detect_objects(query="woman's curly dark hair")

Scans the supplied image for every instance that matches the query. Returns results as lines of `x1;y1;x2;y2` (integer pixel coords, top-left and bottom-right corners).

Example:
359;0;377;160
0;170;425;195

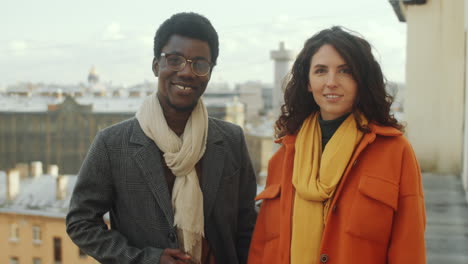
275;26;404;138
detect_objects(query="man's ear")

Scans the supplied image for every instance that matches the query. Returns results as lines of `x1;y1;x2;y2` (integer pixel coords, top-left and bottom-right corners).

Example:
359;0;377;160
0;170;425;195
152;57;159;77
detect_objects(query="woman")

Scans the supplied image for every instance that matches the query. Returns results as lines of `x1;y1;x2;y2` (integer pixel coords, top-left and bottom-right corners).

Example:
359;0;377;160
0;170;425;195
248;27;426;264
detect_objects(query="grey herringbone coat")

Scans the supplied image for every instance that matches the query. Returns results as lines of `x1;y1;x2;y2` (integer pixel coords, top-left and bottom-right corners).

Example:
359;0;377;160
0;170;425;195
66;117;257;264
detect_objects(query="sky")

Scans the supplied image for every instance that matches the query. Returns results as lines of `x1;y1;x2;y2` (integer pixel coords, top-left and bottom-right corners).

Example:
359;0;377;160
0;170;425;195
0;0;406;88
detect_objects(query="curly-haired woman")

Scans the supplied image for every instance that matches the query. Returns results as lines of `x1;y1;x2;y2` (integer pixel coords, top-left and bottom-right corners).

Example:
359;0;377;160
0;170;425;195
248;27;426;264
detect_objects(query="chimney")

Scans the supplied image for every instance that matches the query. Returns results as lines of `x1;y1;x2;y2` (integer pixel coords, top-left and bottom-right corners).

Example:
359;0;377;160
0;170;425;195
56;175;68;200
15;163;29;179
7;169;20;201
47;164;59;178
30;161;43;178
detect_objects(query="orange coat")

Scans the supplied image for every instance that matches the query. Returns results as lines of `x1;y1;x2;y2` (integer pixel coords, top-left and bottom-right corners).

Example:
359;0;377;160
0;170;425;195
248;124;426;264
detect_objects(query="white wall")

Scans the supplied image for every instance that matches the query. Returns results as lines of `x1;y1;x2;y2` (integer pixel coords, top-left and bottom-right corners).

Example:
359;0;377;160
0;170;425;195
405;0;465;174
463;0;468;199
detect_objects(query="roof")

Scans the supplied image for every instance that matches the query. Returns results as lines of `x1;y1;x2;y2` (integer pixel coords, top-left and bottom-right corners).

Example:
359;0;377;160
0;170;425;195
0;172;77;218
388;0;406;22
0;94;240;114
0;170;265;219
388;0;427;22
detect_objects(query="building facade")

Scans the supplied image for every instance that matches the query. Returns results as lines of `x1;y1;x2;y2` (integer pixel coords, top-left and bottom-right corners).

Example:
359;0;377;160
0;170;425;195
270;42;295;116
244;132;274;185
0;170;99;264
389;0;468;198
0;96;132;174
390;0;465;174
0;94;245;175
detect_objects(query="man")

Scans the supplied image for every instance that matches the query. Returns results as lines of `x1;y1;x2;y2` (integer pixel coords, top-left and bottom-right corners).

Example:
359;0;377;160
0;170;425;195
66;12;257;264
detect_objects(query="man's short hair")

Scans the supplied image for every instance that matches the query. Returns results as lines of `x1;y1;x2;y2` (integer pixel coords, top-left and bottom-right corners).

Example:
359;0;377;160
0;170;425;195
153;12;219;65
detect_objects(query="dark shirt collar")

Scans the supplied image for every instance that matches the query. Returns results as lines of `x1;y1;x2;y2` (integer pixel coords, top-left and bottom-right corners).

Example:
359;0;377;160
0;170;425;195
319;112;351;151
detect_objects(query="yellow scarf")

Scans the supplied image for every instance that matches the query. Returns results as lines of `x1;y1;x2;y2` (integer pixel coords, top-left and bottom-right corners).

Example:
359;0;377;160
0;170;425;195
290;113;364;264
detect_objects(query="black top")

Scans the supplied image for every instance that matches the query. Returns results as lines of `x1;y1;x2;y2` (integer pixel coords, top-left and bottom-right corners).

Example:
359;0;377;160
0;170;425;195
319;113;351;151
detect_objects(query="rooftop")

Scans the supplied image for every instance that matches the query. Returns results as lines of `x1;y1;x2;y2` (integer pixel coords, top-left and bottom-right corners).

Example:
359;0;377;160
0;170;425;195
0;171;76;218
0;92;241;114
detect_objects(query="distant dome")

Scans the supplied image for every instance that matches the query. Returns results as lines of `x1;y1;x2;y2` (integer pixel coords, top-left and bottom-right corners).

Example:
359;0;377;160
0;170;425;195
88;66;99;84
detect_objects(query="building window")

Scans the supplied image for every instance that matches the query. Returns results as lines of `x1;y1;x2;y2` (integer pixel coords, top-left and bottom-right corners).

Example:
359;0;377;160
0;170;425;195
32;226;42;244
79;248;87;258
9;223;19;242
33;258;41;264
53;237;62;264
9;257;19;264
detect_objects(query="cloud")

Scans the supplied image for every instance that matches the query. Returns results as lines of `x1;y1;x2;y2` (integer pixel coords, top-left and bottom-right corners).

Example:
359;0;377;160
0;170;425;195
273;14;290;30
103;22;125;40
9;40;28;55
220;38;240;53
140;36;153;47
362;22;406;82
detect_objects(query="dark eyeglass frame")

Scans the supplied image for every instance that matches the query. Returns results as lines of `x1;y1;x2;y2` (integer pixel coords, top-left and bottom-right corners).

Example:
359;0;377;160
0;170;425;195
160;53;213;77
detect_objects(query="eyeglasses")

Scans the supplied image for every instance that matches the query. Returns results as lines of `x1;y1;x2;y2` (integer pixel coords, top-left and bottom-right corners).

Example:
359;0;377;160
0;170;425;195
160;53;213;77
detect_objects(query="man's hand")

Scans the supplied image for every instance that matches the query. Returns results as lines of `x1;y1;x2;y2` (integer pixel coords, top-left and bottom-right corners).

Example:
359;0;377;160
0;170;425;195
159;248;192;264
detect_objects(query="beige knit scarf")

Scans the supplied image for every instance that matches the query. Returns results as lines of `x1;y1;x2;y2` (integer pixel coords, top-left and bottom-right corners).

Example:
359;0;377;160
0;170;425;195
136;92;208;264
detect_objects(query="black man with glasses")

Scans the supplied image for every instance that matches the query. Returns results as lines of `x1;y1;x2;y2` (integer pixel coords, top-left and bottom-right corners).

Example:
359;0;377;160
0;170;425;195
66;12;257;264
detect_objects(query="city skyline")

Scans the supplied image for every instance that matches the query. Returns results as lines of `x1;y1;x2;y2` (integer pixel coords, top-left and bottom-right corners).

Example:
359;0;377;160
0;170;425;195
1;0;406;87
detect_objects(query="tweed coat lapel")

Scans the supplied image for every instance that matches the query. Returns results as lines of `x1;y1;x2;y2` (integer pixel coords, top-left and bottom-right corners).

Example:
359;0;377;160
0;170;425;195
130;119;174;226
201;119;226;220
128;118;227;227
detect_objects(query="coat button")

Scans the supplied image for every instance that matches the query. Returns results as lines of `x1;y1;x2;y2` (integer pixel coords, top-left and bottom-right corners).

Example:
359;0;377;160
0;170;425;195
320;253;329;263
168;232;176;243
